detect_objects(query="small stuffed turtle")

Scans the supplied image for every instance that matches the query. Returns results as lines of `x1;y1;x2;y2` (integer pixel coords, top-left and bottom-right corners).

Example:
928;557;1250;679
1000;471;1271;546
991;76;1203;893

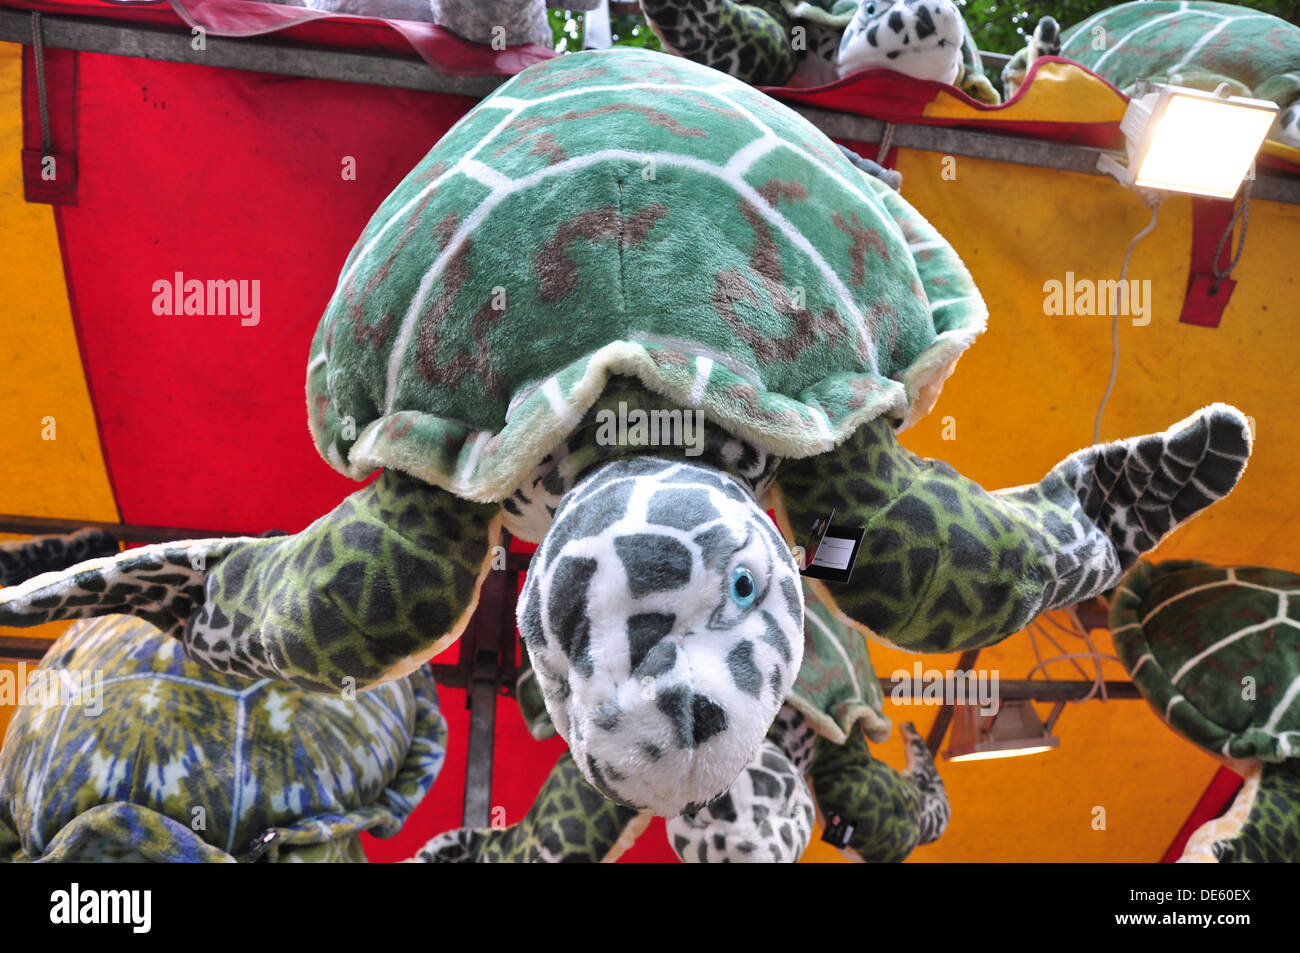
0;48;1252;818
422;581;947;863
639;0;999;100
1003;1;1300;147
0;615;447;862
1110;560;1300;863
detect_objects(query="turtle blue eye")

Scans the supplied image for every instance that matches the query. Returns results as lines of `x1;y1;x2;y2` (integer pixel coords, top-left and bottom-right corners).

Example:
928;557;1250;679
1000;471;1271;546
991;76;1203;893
730;567;757;608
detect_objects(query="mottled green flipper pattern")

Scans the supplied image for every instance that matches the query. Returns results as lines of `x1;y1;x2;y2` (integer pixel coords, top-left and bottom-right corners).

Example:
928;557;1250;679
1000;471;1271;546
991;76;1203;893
0;471;497;694
811;721;948;862
188;468;498;691
639;0;803;86
1111;560;1300;862
777;404;1252;652
0;615;447;863
0;529;119;588
414;753;646;862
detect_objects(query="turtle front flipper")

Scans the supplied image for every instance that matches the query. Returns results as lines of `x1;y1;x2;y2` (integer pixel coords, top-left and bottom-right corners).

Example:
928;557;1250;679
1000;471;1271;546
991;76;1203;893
0;468;499;692
1182;762;1300;863
775;404;1252;653
665;706;817;863
638;0;799;86
0;528;120;587
414;752;648;863
809;720;948;863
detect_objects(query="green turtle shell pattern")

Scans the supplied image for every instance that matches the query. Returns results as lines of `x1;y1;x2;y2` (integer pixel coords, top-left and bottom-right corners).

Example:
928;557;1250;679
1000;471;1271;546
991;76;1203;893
1058;3;1300;118
0;616;447;862
309;48;986;503
515;578;889;746
1110;561;1300;763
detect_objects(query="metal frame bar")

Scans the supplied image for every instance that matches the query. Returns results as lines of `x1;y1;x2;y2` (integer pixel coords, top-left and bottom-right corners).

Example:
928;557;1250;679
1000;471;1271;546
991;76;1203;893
5;8;1297;203
0;7;507;96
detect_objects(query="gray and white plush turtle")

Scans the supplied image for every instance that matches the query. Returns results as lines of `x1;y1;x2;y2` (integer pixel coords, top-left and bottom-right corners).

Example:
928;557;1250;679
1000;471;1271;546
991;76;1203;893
422;581;948;863
0;48;1253;819
0;614;447;862
639;0;1000;100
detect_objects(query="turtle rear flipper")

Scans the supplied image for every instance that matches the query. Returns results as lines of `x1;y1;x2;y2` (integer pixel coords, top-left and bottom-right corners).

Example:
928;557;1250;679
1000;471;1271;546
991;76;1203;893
776;404;1252;653
808;724;943;863
414;753;646;863
0;469;499;693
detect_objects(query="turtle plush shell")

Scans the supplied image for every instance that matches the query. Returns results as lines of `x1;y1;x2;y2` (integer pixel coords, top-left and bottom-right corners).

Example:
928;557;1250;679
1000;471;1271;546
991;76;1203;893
1058;2;1300;133
1110;560;1300;764
516;579;889;745
0;615;447;862
309;47;986;502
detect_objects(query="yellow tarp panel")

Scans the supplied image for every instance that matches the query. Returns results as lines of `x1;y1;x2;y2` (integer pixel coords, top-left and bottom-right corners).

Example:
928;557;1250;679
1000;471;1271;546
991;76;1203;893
0;41;120;741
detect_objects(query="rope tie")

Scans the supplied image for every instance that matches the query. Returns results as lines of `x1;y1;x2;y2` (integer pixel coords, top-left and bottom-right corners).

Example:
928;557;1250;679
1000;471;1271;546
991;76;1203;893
877;121;897;166
1209;177;1253;295
31;12;53;156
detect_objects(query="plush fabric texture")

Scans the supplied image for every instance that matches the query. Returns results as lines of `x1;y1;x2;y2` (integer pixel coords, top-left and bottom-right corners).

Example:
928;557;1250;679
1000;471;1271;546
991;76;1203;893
789;578;891;744
665;724;816;862
517;455;804;816
809;720;948;862
515;575;889;752
775;404;1253;653
999;15;1060;100
837;0;999;103
0;529;120;588
0;470;500;694
415;752;648;862
0;615;447;863
1111;560;1300;862
1111;561;1300;764
1054;1;1300;147
309;47;988;503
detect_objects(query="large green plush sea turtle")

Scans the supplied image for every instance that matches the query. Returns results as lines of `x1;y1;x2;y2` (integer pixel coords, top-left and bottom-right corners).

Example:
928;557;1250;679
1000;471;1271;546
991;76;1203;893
638;0;1000;100
1110;561;1300;863
0;48;1253;818
0;614;446;862
421;581;948;862
1002;1;1300;147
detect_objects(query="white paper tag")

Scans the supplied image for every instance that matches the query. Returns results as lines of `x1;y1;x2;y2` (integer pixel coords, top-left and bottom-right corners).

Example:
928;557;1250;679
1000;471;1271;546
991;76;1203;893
809;536;856;571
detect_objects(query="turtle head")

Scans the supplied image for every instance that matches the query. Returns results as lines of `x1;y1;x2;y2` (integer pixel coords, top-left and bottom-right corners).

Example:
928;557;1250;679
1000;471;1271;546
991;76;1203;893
518;456;804;817
837;0;966;85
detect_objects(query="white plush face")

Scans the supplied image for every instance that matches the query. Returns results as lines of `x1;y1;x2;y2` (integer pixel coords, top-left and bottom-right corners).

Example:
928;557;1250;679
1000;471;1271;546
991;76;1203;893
837;0;965;85
1277;102;1300;149
517;457;804;817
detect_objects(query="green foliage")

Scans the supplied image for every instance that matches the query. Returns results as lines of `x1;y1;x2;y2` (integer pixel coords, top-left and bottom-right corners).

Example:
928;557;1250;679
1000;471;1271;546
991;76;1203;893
549;10;663;52
957;0;1300;54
